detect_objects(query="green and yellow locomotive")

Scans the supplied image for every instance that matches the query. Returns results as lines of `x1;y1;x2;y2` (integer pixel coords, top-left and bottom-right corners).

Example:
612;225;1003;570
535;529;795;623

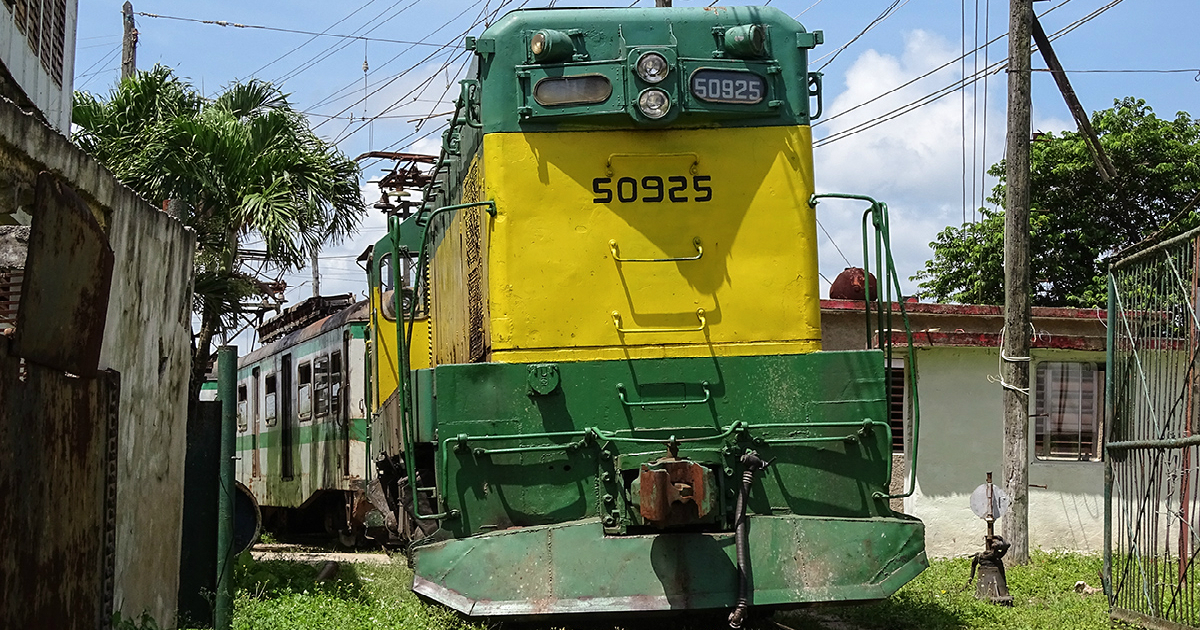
365;5;926;622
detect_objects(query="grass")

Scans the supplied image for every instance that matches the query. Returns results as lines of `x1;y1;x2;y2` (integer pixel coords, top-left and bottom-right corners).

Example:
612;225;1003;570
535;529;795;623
231;553;485;630
777;551;1114;630
224;551;1116;630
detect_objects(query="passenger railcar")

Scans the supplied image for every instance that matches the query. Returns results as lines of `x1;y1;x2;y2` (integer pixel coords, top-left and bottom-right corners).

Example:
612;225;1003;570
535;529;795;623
232;297;372;541
363;5;926;626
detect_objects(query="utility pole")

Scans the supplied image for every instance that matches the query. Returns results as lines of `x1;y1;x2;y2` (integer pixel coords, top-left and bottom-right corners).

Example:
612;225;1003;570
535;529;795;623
656;0;672;6
311;252;321;298
121;1;137;80
1002;0;1033;566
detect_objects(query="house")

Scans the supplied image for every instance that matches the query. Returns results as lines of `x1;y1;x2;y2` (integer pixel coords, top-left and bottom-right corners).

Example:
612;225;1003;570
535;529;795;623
822;299;1107;557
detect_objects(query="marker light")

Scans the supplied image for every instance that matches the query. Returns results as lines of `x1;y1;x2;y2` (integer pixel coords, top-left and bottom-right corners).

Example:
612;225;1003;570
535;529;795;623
723;24;766;58
635;52;670;84
637;88;671;119
530;29;575;63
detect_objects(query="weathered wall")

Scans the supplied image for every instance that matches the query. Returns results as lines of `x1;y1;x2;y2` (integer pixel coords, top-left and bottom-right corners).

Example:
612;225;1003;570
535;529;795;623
0;96;195;625
0;341;119;630
0;0;78;133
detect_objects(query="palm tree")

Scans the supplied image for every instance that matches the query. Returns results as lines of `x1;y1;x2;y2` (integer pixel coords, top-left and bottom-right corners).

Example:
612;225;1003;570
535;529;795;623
74;65;366;390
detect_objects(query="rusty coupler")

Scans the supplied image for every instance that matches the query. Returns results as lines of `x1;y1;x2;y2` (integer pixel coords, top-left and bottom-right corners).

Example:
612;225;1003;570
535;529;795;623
966;472;1014;606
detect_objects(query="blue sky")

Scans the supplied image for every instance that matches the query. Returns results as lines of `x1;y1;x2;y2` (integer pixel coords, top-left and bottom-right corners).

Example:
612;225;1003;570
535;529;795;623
72;0;1200;346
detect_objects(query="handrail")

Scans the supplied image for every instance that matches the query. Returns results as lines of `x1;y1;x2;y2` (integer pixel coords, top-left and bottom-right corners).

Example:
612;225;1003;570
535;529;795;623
610;237;703;263
810;193;921;501
401;200;498;521
617;381;711;407
612;308;707;333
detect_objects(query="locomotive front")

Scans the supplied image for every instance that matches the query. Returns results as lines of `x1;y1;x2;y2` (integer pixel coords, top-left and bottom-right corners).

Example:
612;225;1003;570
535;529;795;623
371;6;927;621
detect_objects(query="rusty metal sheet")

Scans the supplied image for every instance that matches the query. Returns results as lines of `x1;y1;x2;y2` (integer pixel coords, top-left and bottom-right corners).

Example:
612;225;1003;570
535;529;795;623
0;339;119;628
13;172;114;376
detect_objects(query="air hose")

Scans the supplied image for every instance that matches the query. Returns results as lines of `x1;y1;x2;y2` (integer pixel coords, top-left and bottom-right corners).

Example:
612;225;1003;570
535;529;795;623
728;451;768;629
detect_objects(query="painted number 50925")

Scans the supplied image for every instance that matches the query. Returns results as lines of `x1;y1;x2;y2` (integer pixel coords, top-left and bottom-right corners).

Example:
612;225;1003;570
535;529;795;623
592;175;712;204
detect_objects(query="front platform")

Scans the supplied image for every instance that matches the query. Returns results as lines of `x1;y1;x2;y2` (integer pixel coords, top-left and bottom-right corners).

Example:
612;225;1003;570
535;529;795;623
412;513;927;616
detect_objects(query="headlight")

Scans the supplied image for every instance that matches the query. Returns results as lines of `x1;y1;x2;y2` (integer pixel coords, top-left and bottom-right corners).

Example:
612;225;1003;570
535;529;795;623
530;29;574;63
723;24;766;58
637;88;671;119
635;52;670;84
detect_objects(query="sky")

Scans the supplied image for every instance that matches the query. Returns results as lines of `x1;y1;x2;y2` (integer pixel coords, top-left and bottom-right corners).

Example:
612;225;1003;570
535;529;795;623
71;0;1200;351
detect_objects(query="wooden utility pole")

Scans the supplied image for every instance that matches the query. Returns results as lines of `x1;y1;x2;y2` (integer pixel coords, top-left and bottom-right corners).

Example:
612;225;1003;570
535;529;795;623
1002;0;1033;566
1030;14;1116;181
311;252;321;298
121;1;137;80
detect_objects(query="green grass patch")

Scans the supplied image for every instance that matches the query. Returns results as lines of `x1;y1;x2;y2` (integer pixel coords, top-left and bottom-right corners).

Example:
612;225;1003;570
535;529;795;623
776;551;1114;630
226;551;1118;630
231;554;485;630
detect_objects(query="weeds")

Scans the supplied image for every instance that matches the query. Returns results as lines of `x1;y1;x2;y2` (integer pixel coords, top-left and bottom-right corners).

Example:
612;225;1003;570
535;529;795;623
227;551;1114;630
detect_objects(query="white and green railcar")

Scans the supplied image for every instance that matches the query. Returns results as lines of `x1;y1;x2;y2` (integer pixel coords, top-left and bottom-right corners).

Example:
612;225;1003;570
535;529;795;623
233;300;372;538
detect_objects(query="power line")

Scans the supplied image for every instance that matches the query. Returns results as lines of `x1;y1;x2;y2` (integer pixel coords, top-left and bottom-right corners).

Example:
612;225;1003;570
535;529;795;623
249;0;389;78
273;0;426;85
813;0;1123;148
813;0;912;72
134;11;446;47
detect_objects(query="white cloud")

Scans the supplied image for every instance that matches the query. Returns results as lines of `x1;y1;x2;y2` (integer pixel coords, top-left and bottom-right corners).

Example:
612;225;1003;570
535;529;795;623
813;30;1006;297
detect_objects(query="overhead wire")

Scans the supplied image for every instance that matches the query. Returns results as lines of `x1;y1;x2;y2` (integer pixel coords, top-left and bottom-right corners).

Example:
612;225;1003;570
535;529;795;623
812;0;1127;148
813;0;912;72
273;0;426;85
249;0;389;78
134;11;444;48
812;0;1072;132
304;0;482;121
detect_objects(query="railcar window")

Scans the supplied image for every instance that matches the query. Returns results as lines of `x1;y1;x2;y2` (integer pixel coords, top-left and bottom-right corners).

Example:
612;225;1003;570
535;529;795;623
379;253;394;292
264;374;277;426
251;368;260;429
298;362;313;422
314;355;330;418
330;350;343;422
236;384;248;432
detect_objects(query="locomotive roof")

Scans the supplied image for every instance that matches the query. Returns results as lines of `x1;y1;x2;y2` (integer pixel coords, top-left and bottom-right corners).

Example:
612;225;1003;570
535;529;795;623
240;298;369;367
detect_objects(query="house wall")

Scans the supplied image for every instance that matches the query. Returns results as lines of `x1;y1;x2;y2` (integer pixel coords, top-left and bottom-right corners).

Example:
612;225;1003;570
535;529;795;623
0;0;78;133
821;302;1107;557
0;95;195;626
908;345;1104;557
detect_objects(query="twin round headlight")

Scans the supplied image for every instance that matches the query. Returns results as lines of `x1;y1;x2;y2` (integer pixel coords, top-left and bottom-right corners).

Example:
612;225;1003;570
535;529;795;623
635;52;670;120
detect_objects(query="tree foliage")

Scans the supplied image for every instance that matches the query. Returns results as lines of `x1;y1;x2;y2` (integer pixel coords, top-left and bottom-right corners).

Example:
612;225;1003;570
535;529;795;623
73;65;365;383
913;97;1200;307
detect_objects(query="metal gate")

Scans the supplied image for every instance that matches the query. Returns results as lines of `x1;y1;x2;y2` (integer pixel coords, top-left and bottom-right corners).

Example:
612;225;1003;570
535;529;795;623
1107;226;1200;629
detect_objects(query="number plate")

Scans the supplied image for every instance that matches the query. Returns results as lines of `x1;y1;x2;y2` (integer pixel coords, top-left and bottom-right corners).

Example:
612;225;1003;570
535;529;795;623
689;69;765;105
592;174;712;204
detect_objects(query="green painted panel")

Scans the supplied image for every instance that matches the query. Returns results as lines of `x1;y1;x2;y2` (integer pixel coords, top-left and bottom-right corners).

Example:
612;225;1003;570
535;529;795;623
413;513;927;614
431;352;892;537
473;7;820;132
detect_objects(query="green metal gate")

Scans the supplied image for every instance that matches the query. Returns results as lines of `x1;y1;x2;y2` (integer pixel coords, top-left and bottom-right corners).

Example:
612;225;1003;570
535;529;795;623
1107;226;1200;629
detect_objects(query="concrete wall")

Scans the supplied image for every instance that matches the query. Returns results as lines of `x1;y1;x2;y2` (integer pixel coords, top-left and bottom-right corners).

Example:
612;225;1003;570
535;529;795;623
907;346;1104;557
0;95;195;625
0;0;78;133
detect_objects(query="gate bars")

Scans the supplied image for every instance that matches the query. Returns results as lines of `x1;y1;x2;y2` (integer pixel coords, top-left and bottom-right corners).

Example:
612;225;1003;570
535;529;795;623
1107;226;1200;630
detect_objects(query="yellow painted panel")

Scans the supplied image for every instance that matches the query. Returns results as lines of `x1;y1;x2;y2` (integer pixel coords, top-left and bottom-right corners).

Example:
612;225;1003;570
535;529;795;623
369;286;431;413
483;126;822;362
429;155;490;366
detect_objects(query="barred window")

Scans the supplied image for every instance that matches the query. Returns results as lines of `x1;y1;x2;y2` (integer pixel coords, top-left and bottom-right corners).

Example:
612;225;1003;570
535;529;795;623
5;0;67;86
1035;362;1104;461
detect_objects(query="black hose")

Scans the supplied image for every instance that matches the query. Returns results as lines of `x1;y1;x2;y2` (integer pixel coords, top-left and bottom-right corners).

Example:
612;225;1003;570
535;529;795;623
728;451;767;629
